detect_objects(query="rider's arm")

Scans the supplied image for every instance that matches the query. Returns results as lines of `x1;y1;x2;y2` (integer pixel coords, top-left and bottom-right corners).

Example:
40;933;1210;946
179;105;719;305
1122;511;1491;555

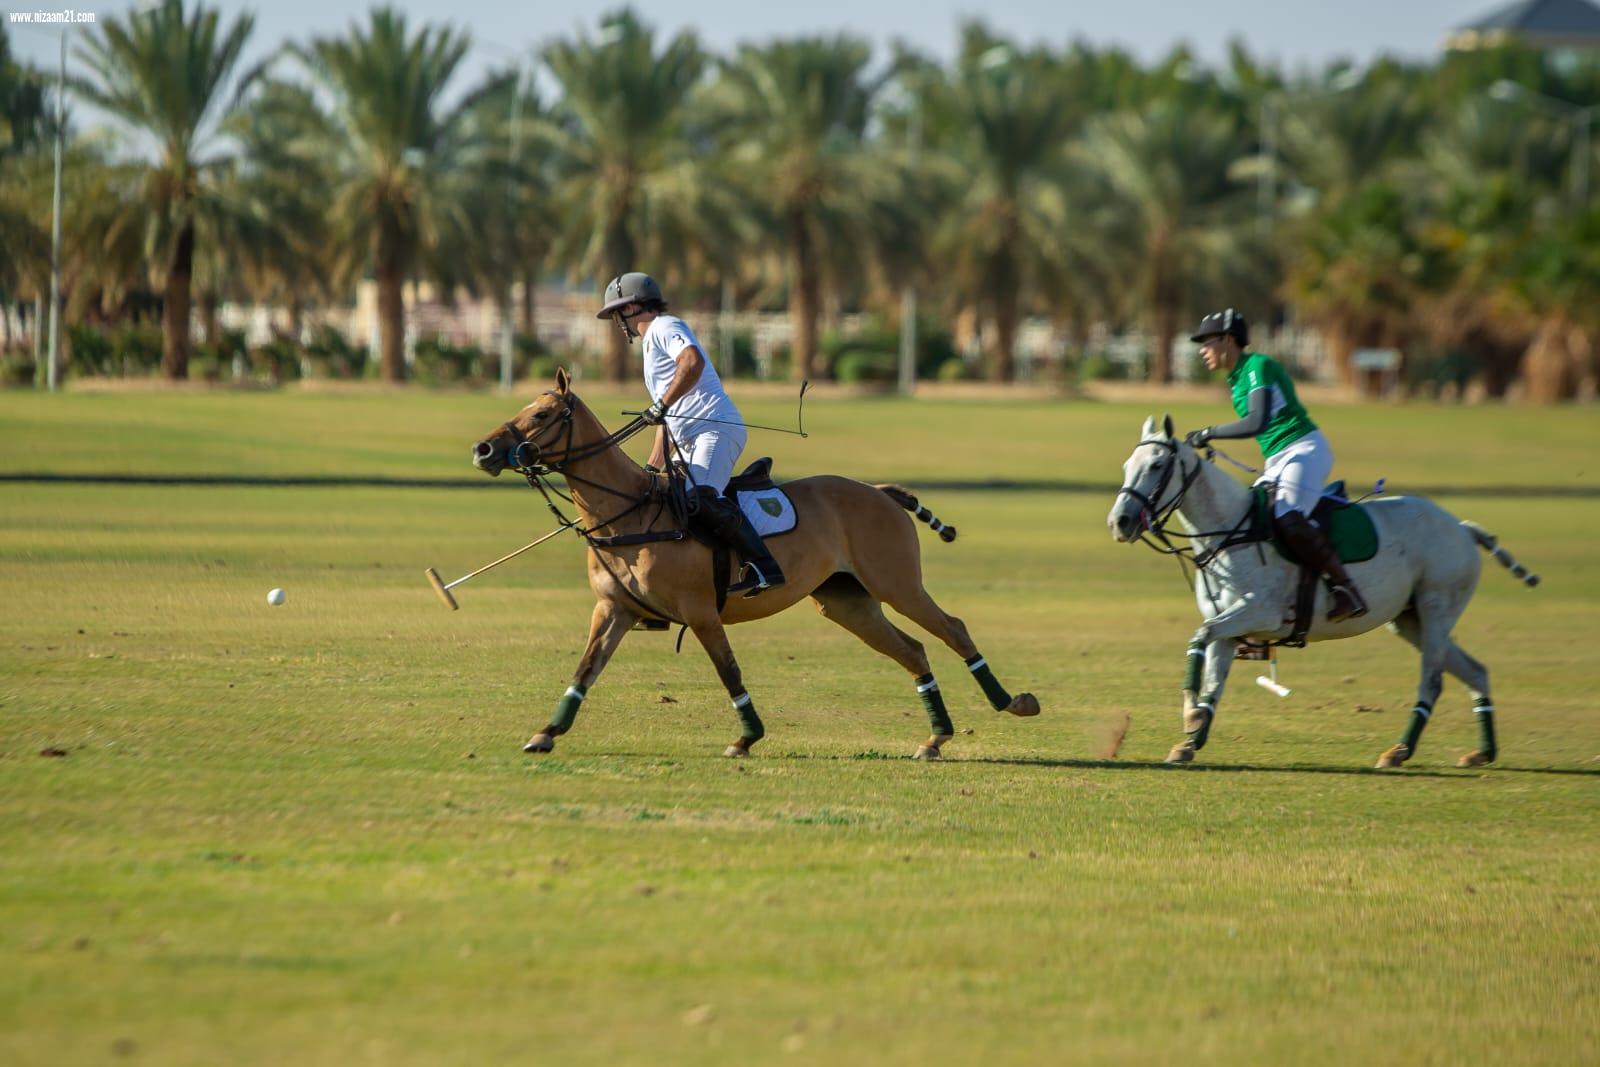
1202;387;1270;441
657;345;706;410
647;425;668;470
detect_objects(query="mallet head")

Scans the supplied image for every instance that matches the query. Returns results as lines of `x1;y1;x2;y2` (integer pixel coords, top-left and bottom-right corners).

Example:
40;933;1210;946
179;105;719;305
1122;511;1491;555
425;567;459;610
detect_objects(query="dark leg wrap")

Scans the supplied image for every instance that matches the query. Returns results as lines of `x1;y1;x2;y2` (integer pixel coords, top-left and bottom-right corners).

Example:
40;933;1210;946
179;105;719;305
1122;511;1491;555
732;692;765;743
1184;639;1205;693
1474;697;1497;761
549;684;587;735
1400;702;1431;752
1190;693;1217;750
916;673;953;735
965;653;1012;711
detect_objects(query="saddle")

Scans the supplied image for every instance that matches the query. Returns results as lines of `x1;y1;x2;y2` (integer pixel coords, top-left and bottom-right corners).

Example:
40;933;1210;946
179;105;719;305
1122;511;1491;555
1240;481;1381;652
1248;481;1380;566
724;456;775;495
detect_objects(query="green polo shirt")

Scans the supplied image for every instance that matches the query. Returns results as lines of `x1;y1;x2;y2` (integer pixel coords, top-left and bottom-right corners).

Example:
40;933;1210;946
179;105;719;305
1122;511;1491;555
1227;351;1317;459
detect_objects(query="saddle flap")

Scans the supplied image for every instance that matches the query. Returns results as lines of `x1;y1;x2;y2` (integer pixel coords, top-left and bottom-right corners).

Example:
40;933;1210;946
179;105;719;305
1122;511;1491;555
724;457;775;496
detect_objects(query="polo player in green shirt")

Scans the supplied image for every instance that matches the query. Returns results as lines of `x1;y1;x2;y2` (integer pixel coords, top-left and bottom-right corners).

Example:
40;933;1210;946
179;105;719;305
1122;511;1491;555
1183;309;1369;623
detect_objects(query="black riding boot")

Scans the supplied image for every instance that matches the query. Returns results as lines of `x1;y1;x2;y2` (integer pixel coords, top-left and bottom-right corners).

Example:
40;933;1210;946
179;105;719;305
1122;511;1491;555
1275;510;1369;623
688;487;786;598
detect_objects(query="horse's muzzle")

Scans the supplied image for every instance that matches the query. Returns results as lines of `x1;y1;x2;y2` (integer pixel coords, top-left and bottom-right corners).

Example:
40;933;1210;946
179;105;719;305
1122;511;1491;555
1109;507;1143;543
472;438;504;476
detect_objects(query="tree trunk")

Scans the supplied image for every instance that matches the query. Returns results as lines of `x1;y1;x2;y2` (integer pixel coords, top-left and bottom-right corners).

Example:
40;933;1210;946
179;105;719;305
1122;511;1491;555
790;213;820;381
989;286;1017;382
200;293;220;347
519;269;537;337
1523;318;1581;403
1147;251;1176;384
162;219;196;380
375;222;405;383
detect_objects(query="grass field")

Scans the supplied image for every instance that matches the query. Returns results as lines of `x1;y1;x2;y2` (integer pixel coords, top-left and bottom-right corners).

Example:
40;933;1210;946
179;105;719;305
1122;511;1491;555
2;386;1597;1064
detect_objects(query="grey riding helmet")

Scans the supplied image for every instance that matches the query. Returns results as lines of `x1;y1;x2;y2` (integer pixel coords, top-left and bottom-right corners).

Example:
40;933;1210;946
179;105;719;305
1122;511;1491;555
596;272;665;319
1190;308;1249;346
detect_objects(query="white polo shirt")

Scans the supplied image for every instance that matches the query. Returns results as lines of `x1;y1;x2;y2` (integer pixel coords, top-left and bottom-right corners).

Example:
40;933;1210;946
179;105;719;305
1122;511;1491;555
641;315;742;442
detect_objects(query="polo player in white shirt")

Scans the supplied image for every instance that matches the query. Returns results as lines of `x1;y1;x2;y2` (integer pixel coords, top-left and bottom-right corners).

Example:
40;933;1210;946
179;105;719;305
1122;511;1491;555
597;271;785;597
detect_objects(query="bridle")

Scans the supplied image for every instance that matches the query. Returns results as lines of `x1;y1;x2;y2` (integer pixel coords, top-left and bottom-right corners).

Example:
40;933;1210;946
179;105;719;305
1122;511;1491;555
500;392;662;541
1116;437;1202;552
498;391;691;625
1117;438;1263;586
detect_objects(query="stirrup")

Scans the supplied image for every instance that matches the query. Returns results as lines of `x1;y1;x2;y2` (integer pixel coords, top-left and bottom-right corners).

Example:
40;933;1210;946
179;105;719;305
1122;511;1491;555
728;561;783;598
1326;584;1369;623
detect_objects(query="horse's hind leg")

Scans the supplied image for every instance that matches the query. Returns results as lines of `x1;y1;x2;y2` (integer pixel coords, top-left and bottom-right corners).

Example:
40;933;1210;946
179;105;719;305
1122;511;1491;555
1385;609;1497;768
860;573;1039;719
812;576;953;759
525;599;637;754
684;614;766;758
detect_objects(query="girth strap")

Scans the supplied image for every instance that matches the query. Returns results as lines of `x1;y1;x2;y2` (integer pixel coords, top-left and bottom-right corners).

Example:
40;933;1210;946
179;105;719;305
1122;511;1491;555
587;529;690;549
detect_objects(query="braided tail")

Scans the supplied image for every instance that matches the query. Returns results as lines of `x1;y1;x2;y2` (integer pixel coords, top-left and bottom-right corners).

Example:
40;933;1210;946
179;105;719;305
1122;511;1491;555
879;484;958;543
1462;521;1541;588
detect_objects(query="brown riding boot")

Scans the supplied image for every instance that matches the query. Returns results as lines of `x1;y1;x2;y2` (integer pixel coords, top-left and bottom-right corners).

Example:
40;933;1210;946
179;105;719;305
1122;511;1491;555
1274;510;1369;623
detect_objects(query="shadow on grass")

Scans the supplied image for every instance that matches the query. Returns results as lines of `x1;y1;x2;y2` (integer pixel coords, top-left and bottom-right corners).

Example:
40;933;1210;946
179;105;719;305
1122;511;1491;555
956;756;1464;779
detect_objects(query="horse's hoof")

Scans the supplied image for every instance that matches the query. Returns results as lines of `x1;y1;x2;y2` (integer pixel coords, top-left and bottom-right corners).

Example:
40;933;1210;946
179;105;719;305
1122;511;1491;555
1165;741;1196;764
914;745;941;760
723;742;751;758
914;734;951;760
1375;743;1411;769
1456;750;1493;768
523;733;556;754
1004;693;1040;718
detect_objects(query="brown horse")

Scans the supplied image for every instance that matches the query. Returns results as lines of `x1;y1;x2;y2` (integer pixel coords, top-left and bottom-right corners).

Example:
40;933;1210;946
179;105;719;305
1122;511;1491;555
470;369;1039;758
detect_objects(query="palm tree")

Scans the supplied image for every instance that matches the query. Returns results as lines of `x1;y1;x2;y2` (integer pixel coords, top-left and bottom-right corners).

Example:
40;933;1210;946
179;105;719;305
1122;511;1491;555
709;35;916;380
920;28;1092;381
293;7;508;382
542;10;712;382
72;0;258;379
1079;96;1259;383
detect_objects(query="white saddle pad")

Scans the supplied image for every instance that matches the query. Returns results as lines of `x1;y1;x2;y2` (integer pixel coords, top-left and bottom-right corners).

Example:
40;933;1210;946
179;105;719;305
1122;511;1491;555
735;487;797;537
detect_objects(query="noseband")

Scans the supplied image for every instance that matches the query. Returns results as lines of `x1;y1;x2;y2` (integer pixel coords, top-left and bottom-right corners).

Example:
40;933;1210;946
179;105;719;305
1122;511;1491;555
1117;438;1200;538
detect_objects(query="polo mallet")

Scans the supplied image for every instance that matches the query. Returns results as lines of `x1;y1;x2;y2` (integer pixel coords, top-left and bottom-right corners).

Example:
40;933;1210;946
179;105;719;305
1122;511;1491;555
425;526;569;610
1255;653;1291;698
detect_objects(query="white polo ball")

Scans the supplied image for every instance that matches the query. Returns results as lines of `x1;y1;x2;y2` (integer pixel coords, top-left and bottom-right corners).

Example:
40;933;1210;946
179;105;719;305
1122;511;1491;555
267;588;286;606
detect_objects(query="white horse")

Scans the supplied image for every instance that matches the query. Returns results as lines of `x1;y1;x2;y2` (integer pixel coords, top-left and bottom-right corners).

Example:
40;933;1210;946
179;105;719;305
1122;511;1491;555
1106;416;1540;769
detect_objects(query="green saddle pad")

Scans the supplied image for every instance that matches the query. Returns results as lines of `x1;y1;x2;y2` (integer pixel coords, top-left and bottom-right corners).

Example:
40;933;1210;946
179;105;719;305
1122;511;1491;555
1251;485;1380;565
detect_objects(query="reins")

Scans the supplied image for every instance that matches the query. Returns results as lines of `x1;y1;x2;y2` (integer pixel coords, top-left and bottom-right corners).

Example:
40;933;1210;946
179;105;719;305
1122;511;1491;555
1118;440;1266;593
502;392;691;625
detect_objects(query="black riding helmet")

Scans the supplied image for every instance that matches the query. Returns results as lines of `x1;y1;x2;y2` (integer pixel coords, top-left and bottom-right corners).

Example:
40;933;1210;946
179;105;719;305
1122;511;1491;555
1190;308;1249;347
596;272;665;319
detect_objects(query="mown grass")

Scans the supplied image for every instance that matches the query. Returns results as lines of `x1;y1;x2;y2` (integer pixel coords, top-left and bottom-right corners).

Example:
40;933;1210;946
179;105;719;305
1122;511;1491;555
1;388;1596;1065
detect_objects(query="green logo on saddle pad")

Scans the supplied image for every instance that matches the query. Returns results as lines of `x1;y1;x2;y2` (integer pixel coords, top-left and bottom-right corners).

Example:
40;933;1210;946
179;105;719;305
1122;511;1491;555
759;497;783;518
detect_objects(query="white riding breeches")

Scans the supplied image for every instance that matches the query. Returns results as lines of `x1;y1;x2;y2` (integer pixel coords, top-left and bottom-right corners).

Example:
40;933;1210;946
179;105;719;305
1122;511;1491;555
675;425;747;493
1256;430;1333;518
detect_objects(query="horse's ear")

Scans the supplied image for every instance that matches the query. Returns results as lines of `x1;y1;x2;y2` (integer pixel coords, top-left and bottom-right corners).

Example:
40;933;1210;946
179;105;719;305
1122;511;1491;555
555;367;570;394
1140;415;1157;439
1162;414;1175;440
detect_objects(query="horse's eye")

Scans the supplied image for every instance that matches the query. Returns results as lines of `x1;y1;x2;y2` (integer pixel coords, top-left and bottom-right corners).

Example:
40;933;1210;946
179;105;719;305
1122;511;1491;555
532;410;547;421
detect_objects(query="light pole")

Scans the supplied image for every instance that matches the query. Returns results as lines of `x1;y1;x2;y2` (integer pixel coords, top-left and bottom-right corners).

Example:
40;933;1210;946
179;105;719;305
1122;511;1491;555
503;58;528;393
47;31;65;392
1490;80;1596;215
897;88;923;396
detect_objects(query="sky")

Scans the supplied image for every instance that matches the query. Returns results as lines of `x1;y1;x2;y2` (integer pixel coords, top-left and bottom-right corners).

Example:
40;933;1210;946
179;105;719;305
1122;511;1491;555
9;0;1503;86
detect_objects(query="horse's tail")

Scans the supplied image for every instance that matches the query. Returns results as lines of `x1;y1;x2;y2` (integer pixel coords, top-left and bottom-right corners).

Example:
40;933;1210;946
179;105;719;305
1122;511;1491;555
1462;521;1540;588
878;484;957;543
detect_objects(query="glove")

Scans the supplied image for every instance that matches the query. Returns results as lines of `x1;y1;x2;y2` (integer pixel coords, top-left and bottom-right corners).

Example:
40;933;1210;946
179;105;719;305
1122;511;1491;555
1184;428;1213;449
642;399;668;425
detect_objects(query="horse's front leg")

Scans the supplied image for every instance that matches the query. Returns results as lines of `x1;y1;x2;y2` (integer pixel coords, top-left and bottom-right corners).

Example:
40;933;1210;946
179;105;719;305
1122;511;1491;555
686;614;764;758
1168;595;1276;764
524;599;637;754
